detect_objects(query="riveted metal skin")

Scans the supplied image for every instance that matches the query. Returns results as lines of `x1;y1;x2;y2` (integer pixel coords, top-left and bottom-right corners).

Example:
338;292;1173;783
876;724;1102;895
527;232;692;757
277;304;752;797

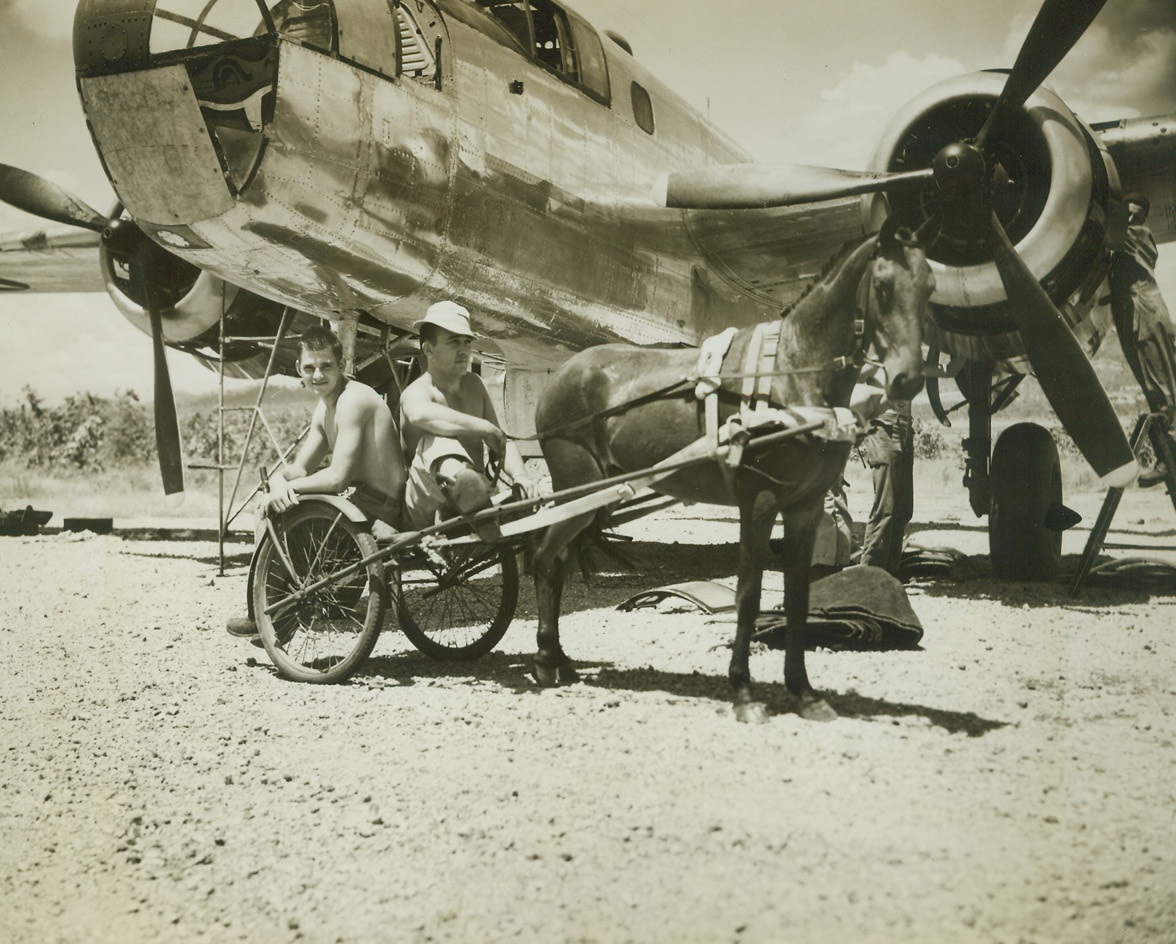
73;0;154;77
72;0;875;367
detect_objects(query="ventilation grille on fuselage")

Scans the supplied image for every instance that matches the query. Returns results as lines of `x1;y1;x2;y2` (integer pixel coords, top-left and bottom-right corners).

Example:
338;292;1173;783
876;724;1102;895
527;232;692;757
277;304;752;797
396;7;435;76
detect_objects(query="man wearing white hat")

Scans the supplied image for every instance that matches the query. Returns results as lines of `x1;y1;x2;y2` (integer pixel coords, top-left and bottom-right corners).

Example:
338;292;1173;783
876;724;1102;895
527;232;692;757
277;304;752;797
400;301;538;528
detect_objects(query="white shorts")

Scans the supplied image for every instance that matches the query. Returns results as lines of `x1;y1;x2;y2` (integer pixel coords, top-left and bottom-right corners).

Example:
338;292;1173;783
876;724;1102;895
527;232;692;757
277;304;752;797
403;434;475;529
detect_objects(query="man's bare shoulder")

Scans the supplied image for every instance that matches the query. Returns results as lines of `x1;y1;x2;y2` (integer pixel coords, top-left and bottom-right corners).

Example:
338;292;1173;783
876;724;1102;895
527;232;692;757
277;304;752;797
402;373;430;393
337;379;385;410
461;372;493;415
459;372;489;395
402;372;440;405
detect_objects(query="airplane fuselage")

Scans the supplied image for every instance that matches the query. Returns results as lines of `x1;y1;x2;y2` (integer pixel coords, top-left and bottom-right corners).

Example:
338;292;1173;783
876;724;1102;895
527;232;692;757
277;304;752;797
74;0;864;370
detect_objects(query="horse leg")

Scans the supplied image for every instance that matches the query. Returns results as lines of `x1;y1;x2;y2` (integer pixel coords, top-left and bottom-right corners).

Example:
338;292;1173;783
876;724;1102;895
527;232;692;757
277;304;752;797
530;510;594;686
530;437;607;687
778;506;837;722
729;488;777;724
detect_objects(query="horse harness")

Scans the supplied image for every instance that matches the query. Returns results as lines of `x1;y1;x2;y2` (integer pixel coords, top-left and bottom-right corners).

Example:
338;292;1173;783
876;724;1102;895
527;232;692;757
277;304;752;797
694;319;865;496
530;258;882;494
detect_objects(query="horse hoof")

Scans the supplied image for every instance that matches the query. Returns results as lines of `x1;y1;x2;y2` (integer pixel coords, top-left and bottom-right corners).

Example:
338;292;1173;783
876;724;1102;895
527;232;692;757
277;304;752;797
531;660;580;688
799;697;838;722
733;701;770;724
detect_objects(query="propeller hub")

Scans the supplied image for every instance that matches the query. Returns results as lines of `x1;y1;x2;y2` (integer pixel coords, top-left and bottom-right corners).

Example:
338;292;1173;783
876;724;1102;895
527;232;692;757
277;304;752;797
101;217;142;257
932;142;986;196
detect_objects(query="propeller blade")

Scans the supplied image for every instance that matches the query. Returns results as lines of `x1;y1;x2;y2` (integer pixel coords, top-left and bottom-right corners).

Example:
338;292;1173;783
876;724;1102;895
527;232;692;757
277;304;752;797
135;242;185;496
657;163;934;210
0;163;109;233
975;0;1108;148
987;212;1136;486
148;305;185;496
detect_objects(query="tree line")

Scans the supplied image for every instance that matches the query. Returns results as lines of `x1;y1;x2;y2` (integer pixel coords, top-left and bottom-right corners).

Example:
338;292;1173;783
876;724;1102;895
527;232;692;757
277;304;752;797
0;389;307;473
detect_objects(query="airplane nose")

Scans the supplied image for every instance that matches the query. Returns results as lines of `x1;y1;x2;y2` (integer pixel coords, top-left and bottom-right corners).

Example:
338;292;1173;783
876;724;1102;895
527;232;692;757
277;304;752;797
74;0;280;221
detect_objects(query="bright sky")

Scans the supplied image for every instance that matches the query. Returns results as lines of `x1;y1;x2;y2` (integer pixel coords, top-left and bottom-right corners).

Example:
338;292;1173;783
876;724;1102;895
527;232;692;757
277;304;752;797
1;0;1175;404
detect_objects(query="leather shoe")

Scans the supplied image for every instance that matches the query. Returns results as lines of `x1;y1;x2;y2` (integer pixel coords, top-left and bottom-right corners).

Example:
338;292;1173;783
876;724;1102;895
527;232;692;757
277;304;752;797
1138;464;1168;488
226;615;258;637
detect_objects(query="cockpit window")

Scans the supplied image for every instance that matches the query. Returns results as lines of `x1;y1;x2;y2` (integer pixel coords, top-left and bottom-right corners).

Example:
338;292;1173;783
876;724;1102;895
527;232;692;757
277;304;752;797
566;14;607;101
468;0;608;104
529;0;570;74
476;1;531;53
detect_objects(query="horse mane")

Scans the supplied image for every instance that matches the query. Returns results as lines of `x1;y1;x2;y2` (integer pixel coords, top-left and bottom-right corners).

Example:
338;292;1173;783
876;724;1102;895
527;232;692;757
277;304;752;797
778;231;876;320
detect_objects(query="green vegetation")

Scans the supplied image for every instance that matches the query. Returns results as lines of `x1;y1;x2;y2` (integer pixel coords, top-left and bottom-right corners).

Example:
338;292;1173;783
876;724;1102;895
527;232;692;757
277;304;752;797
0;387;308;520
0;340;1156;522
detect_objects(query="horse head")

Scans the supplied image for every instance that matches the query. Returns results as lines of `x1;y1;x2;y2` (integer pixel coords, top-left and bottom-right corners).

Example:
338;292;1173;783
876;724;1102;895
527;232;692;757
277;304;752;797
864;215;934;403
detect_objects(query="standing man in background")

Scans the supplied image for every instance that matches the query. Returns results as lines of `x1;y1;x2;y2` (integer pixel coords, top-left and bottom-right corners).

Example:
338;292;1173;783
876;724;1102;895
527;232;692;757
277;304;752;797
1109;192;1176;487
858;393;914;579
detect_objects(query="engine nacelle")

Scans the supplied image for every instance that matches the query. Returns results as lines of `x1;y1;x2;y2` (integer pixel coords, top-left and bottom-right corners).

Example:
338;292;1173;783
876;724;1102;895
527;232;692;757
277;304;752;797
100;228;299;378
868;71;1116;362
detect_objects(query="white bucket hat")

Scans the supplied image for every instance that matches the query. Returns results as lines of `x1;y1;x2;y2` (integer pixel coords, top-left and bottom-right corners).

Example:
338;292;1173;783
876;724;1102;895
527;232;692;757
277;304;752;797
413;301;474;337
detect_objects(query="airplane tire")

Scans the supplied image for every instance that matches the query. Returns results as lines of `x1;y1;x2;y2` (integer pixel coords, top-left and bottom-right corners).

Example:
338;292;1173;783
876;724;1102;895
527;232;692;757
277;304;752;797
989;422;1063;581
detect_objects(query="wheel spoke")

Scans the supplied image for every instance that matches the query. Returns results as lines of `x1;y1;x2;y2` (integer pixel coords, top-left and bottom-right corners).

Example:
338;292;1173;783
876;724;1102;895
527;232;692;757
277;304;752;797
397;542;518;661
252;506;387;683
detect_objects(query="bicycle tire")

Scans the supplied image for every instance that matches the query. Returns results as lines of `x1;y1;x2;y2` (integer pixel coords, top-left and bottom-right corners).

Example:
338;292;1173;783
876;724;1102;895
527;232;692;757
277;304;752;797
395;540;519;660
252;504;387;683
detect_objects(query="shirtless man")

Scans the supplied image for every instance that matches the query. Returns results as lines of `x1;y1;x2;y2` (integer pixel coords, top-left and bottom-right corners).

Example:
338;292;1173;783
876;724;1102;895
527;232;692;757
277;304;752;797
228;325;405;640
265;324;406;539
399;301;537;529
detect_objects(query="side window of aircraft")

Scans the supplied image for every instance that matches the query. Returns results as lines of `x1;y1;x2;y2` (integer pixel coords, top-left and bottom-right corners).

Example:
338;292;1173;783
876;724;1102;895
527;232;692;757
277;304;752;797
631;82;655;135
477;0;532;54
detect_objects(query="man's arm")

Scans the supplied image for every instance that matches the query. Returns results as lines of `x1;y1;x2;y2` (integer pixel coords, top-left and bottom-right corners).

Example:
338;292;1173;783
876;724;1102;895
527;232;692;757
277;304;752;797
265;414;329;513
477;384;539;498
279;420;328;482
265;395;367;513
400;377;504;451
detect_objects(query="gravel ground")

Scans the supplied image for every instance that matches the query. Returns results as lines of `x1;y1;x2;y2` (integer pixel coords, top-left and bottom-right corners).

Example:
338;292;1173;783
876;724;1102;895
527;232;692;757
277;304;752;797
2;486;1175;944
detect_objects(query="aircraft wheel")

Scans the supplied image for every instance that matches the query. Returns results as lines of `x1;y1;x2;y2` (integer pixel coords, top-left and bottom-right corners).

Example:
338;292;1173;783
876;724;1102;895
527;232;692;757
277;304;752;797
252;506;387;683
989;422;1063;581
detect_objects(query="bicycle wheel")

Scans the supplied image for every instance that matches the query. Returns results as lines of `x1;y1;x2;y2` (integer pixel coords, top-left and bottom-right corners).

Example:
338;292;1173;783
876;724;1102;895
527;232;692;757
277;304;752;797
252;504;387;683
395;540;519;660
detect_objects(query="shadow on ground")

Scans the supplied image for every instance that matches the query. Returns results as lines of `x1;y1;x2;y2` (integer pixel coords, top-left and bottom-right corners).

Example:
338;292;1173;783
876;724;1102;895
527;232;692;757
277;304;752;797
346;648;1007;737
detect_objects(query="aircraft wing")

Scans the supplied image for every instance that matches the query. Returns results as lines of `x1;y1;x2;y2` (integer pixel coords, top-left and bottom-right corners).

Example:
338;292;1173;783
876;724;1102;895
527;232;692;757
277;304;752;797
682;199;864;306
0;227;103;293
1096;113;1176;246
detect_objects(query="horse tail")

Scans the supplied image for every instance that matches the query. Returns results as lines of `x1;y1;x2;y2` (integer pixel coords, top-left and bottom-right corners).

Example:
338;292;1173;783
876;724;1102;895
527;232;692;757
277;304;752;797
524;506;632;584
571;509;634;583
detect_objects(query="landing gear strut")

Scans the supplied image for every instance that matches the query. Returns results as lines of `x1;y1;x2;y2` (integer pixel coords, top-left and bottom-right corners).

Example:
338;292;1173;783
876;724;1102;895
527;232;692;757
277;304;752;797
956;363;1078;581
